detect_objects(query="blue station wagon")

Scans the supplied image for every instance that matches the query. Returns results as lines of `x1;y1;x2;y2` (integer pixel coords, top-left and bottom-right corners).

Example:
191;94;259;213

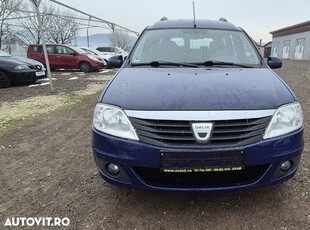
92;18;304;191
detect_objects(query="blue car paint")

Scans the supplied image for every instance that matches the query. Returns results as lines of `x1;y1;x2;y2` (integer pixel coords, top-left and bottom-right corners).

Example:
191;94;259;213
100;68;296;110
92;127;303;191
92;67;304;191
92;19;304;191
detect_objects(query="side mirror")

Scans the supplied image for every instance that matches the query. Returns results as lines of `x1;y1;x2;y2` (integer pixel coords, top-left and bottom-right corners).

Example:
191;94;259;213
267;57;282;69
107;55;123;68
70;52;76;56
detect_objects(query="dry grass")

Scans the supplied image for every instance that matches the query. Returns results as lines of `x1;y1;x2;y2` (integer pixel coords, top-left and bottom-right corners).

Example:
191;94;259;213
0;80;110;137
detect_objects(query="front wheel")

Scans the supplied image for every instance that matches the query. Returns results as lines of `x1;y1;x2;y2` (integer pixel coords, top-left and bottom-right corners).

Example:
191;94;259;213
79;62;91;72
0;71;11;88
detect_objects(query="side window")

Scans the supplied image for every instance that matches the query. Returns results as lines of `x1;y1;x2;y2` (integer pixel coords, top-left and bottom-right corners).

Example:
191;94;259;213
46;46;53;54
99;47;108;52
63;47;72;54
109;47;115;52
55;46;71;54
33;46;43;53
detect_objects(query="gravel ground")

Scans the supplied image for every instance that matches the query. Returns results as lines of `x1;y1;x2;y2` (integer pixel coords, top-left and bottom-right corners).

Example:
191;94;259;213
0;60;309;230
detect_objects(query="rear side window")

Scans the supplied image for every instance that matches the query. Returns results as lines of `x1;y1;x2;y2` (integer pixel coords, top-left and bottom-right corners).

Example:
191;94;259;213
97;47;116;52
97;47;108;52
32;46;53;53
33;46;43;53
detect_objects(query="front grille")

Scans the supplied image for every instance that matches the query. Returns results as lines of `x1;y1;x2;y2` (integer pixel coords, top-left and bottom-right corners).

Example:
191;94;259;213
129;116;271;147
35;65;42;70
133;165;269;187
28;65;42;70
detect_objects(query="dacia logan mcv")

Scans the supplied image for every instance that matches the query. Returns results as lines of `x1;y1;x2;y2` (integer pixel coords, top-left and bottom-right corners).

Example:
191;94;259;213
92;19;304;191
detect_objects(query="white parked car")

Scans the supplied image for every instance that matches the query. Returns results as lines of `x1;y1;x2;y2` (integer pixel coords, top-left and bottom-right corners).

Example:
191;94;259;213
96;46;129;60
79;47;110;63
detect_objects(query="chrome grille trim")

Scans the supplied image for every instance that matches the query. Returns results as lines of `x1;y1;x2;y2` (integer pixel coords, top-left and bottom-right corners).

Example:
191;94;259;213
128;114;273;147
125;110;275;121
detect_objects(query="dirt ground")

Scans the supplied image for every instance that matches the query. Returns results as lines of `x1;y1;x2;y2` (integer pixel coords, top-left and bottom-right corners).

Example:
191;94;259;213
0;60;309;230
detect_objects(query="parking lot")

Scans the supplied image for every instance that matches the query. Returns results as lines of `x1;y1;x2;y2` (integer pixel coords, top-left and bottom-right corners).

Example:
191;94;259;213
0;60;309;229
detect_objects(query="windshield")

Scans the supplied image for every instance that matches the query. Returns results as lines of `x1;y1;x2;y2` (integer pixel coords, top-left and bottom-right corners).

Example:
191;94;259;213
81;47;98;55
70;46;88;54
0;50;11;57
131;29;261;67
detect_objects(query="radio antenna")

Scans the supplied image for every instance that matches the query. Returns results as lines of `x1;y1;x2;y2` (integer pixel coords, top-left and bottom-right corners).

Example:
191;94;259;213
192;1;197;28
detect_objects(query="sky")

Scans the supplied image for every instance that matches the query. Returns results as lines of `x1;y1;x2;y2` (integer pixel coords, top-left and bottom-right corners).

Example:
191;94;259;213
59;0;310;43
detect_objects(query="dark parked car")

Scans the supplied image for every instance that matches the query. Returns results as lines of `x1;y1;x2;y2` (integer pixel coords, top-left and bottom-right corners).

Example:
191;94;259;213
27;44;105;72
92;18;304;191
0;50;46;88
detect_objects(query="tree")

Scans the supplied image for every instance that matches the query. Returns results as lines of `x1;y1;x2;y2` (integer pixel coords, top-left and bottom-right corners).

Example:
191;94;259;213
45;9;79;44
16;2;56;44
16;2;80;44
0;0;22;49
109;29;133;51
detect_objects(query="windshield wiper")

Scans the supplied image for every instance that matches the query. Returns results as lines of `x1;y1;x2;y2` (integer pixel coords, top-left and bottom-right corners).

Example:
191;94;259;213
197;61;254;68
131;60;199;68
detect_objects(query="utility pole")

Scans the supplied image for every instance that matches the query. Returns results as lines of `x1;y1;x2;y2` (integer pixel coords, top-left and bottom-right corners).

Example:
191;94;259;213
31;0;54;91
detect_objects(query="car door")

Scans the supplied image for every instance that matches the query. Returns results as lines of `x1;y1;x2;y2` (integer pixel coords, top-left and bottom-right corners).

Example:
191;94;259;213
54;46;78;69
44;45;57;68
30;45;55;67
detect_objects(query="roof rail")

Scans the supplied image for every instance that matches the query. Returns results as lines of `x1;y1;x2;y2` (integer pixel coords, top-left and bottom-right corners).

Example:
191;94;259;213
219;18;228;22
160;17;168;21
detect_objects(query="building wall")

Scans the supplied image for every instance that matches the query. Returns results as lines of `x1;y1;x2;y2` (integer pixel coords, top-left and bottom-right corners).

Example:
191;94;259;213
271;31;310;60
2;43;28;57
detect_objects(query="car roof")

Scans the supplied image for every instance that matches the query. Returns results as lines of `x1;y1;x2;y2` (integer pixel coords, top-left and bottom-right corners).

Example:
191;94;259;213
29;44;70;47
147;19;241;31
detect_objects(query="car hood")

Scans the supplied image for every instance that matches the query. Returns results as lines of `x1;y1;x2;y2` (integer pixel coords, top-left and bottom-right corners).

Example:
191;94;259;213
101;68;295;110
0;56;43;66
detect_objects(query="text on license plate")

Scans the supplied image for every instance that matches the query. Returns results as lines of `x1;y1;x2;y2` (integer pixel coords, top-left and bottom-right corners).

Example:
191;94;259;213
160;151;245;172
35;71;45;76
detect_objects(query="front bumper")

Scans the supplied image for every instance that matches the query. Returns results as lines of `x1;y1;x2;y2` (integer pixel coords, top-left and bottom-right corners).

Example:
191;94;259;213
91;61;105;70
8;69;46;83
92;128;304;191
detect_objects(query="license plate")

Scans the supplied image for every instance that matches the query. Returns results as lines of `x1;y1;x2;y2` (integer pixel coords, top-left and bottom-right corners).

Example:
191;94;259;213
35;71;45;76
160;151;245;173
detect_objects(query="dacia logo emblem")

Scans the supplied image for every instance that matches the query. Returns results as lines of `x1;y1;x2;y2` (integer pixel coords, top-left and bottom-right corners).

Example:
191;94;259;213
191;122;213;143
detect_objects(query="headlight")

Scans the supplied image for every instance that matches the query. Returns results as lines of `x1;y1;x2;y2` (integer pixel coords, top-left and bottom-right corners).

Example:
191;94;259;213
15;65;30;70
93;103;139;140
87;55;99;61
263;103;303;139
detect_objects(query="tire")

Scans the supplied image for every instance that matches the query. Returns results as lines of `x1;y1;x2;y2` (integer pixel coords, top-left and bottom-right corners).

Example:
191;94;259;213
79;62;91;72
0;71;11;88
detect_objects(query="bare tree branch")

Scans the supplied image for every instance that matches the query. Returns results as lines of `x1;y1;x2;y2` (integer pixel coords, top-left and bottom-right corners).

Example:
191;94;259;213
16;2;80;45
17;2;56;44
0;0;23;49
109;29;133;51
45;8;80;44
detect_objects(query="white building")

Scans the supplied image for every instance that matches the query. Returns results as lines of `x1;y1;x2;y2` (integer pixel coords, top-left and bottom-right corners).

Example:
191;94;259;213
270;21;310;61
